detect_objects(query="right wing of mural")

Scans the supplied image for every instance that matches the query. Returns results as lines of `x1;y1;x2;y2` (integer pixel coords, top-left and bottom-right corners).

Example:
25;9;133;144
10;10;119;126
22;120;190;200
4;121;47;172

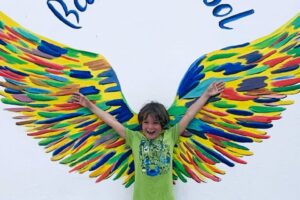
0;11;138;187
169;13;300;183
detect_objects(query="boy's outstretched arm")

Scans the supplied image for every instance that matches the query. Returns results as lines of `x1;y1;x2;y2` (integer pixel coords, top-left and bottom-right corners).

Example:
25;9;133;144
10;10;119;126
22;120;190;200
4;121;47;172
69;93;126;138
178;81;225;134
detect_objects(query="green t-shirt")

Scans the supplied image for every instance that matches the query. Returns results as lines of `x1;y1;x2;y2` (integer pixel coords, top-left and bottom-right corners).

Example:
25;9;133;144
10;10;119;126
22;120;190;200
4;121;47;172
125;124;180;200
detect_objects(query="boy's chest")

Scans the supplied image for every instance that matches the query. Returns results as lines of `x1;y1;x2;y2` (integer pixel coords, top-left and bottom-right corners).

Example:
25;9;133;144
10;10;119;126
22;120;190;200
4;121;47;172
132;135;174;176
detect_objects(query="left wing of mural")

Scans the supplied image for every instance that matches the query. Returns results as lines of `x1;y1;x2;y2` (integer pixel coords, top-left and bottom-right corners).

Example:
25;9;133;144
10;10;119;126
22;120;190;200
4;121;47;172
0;11;137;187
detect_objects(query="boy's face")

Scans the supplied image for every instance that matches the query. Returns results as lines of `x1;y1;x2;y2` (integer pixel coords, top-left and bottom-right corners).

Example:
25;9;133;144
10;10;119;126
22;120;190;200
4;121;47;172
142;115;162;140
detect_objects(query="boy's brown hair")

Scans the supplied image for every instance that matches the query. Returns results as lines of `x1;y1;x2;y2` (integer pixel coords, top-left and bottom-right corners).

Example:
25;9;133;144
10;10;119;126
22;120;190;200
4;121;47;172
138;101;170;129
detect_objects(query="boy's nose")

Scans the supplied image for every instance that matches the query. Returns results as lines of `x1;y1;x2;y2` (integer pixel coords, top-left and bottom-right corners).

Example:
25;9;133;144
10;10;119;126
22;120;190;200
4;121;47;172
148;124;155;129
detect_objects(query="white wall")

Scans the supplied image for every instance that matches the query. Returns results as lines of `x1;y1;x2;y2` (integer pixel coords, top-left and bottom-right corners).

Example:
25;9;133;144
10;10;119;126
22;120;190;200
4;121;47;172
0;1;299;200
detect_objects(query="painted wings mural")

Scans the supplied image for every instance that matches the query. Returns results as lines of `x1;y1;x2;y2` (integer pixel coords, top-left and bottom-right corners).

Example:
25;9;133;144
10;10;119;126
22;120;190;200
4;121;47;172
0;11;299;186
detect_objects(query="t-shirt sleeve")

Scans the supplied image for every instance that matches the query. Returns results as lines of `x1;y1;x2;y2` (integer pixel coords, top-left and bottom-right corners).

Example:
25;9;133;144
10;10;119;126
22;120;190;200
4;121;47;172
125;128;135;147
170;124;180;143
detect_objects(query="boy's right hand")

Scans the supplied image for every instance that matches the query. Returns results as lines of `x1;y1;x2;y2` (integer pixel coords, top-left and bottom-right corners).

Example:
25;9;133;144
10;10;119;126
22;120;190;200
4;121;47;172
205;81;225;97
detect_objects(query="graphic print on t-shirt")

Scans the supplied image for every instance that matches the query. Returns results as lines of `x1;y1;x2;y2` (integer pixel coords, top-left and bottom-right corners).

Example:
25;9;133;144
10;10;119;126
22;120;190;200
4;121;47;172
139;137;171;176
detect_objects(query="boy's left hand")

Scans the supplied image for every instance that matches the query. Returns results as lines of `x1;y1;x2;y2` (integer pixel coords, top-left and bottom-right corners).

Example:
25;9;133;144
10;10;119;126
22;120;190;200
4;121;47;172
205;81;225;97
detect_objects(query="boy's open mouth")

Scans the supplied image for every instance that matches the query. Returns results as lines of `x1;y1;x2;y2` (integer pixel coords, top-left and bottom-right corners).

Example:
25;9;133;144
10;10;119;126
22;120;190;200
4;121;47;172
146;130;156;135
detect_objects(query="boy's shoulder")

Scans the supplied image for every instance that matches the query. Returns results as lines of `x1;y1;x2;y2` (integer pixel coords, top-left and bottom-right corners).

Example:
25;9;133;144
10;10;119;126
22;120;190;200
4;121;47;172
125;128;144;139
166;123;179;133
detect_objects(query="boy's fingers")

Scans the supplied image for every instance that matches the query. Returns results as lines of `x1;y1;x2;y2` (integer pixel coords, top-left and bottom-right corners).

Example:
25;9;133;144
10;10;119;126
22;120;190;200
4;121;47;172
217;84;225;89
73;92;82;97
72;95;80;100
70;92;84;100
212;81;225;93
212;81;222;87
216;82;225;89
216;81;225;86
68;94;81;103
